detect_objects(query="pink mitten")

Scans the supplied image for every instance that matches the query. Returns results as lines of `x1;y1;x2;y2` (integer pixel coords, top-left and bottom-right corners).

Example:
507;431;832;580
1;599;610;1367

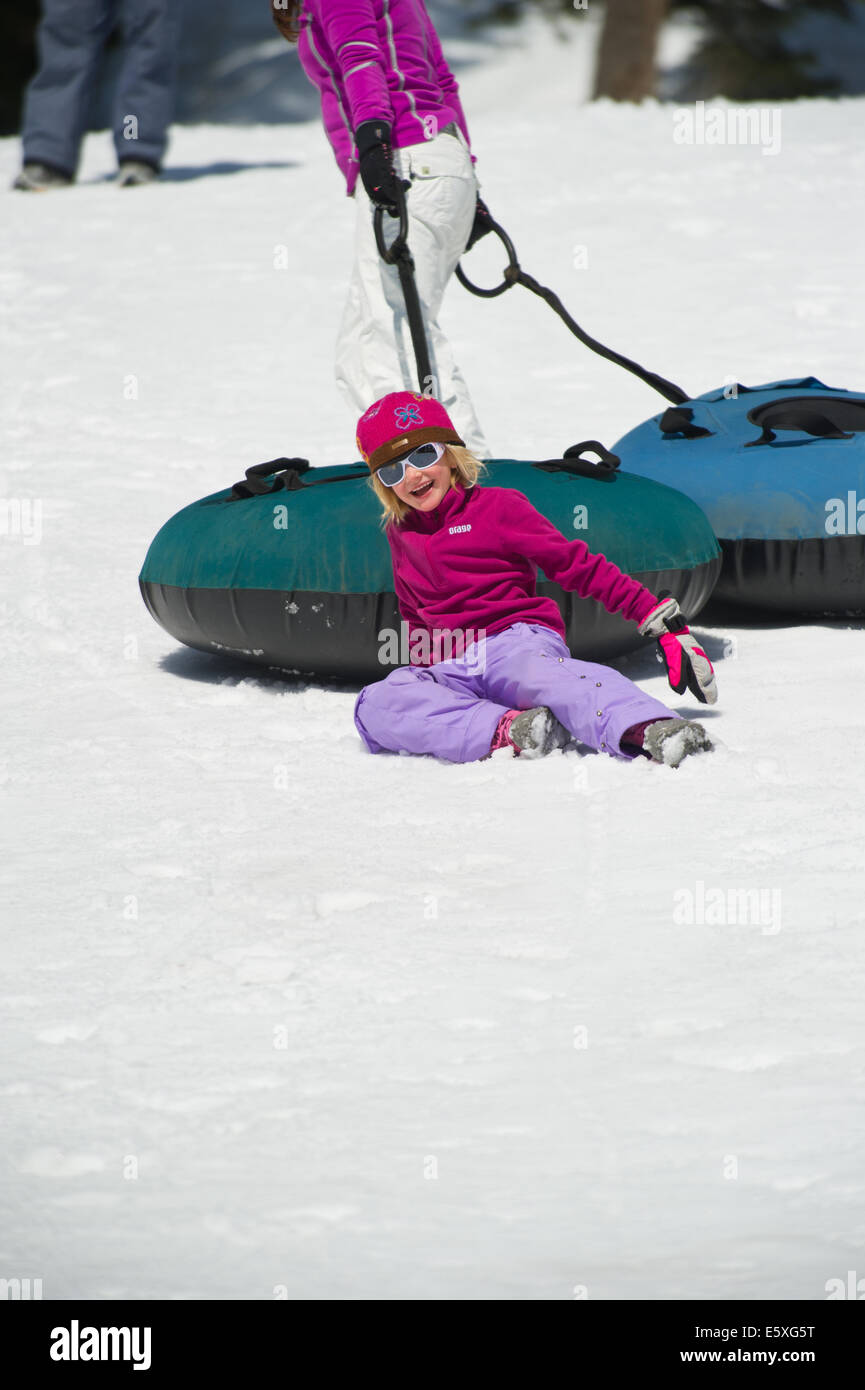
639;593;718;706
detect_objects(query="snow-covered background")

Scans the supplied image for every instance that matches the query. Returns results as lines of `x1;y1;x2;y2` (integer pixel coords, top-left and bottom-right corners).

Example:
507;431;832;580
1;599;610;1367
2;13;864;1301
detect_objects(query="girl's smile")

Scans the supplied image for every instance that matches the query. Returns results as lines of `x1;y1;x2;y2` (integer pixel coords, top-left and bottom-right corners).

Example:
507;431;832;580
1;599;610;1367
393;459;453;511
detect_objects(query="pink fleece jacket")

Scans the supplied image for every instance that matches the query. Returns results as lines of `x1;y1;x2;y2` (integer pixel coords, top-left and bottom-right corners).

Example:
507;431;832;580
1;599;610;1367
296;0;473;194
387;483;660;665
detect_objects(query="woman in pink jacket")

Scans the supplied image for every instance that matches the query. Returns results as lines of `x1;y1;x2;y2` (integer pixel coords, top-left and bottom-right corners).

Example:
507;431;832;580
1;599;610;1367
272;0;489;456
353;391;718;767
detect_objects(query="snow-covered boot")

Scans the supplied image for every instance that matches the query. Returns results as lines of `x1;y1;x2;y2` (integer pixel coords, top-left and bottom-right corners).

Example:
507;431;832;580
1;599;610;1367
642;718;713;768
12;162;72;191
117;161;159;187
491;706;571;759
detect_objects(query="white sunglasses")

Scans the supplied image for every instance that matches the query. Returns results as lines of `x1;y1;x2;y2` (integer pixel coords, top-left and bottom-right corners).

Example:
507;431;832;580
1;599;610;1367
376;441;446;488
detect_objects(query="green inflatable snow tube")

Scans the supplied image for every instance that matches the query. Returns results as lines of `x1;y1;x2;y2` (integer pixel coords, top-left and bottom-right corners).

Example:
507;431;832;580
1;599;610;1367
139;454;721;679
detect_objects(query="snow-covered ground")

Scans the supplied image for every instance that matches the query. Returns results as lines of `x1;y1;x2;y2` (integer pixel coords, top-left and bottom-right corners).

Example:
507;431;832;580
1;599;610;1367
2;16;865;1301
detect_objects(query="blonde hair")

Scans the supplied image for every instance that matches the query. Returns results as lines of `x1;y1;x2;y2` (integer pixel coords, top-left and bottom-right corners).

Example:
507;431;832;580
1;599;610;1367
369;445;488;527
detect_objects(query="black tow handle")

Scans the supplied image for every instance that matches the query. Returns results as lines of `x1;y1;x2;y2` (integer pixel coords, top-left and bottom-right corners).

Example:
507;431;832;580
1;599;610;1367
457;216;690;408
373;183;434;394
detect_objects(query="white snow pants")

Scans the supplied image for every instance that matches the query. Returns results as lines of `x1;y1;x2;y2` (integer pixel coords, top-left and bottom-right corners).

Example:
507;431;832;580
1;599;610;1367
335;126;489;458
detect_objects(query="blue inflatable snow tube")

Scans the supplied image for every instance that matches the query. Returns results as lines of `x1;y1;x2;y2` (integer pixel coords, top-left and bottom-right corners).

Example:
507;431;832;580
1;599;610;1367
612;377;865;613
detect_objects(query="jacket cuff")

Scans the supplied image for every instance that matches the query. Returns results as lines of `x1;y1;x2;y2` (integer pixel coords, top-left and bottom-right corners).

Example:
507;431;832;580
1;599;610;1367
637;593;679;636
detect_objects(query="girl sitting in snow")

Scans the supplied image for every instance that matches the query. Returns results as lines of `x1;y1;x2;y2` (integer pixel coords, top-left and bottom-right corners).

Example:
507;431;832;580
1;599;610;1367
353;392;718;768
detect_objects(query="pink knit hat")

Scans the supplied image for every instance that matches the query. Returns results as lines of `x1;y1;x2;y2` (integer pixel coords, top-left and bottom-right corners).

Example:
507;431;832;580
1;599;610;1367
356;391;464;474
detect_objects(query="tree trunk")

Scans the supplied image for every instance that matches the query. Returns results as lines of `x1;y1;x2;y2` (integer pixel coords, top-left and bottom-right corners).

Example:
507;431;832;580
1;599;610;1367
593;0;670;102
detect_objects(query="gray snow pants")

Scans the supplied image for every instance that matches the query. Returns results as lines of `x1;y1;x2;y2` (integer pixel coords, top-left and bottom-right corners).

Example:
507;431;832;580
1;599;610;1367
20;0;183;176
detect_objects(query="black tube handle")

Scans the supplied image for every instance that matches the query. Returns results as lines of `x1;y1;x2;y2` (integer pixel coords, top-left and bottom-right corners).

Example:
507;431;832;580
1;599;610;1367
658;406;712;439
231;457;311;498
745;406;854;447
533;441;621;481
563;440;621;468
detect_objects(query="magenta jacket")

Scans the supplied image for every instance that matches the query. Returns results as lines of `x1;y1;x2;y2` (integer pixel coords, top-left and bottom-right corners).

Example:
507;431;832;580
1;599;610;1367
387;483;660;665
297;0;473;194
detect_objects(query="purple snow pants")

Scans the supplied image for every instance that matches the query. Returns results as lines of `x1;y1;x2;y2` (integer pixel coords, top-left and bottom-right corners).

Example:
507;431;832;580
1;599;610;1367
354;621;677;763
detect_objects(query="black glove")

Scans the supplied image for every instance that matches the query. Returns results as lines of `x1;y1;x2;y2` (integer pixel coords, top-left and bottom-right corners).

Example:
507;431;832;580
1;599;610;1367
465;196;493;251
355;120;408;212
